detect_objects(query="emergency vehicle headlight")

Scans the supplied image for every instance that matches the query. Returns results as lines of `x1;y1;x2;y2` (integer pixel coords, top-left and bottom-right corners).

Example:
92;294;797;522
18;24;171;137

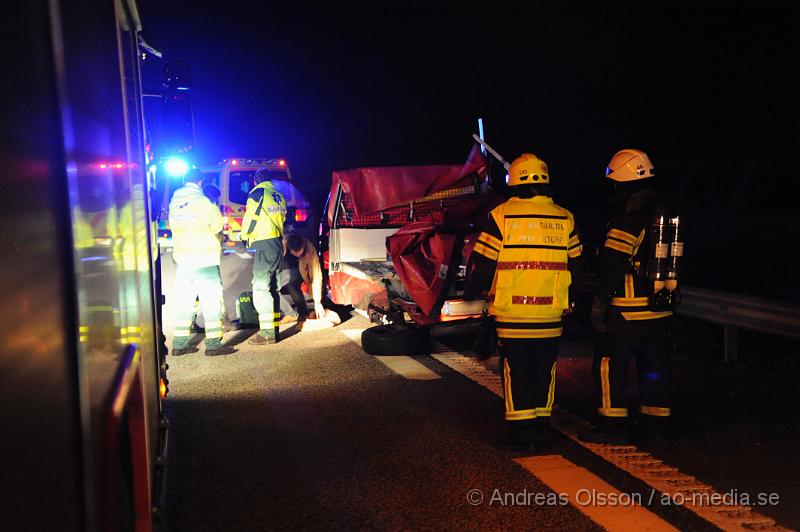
164;157;189;178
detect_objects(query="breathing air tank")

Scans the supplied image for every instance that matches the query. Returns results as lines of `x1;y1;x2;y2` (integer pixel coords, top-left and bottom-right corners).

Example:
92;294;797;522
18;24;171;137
648;213;683;310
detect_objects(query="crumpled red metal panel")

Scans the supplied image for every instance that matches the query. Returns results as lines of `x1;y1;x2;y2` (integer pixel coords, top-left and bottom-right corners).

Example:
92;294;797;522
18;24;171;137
387;213;456;317
328;144;486;224
386;193;505;318
329;270;385;309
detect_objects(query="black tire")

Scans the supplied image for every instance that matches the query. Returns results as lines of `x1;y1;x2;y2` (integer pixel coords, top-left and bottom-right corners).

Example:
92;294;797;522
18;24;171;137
361;325;431;356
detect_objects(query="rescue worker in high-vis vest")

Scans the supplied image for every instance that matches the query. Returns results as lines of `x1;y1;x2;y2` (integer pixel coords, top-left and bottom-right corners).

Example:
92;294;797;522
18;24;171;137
169;168;235;356
578;149;674;444
242;167;287;344
465;153;583;454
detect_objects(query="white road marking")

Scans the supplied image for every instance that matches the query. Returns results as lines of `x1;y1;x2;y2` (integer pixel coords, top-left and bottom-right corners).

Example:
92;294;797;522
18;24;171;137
372;356;441;380
341;328;441;380
516;454;678;532
340;328;365;346
431;347;787;532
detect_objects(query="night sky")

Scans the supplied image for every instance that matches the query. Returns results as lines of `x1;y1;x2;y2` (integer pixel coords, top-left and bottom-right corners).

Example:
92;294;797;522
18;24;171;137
139;0;799;297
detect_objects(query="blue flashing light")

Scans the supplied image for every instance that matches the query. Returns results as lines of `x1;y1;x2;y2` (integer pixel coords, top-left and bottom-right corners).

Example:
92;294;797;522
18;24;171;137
164;156;189;178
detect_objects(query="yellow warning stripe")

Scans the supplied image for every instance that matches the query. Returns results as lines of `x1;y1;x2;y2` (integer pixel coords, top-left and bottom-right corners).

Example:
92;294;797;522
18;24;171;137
477;232;502;251
546;362;556;411
621;311;673;320
473;242;499;261
608;228;638;246
604;239;633;255
503;358;514;414
600;357;611;410
632;228;646;256
610;296;650;307
506;409;538;421
640;405;671;417
600;357;629;418
624;274;635;298
496;327;562;339
598;407;629;417
494;315;562;323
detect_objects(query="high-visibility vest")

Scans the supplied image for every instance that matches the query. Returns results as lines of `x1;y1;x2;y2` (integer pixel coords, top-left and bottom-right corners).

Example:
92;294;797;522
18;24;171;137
241;181;286;244
477;196;580;338
169;183;224;268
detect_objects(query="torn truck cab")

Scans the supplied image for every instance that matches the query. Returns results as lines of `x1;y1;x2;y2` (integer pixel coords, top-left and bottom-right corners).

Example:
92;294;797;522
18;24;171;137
322;145;505;343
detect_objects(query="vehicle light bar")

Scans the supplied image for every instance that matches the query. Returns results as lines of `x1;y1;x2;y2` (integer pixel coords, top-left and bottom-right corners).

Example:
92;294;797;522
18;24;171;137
294;208;309;222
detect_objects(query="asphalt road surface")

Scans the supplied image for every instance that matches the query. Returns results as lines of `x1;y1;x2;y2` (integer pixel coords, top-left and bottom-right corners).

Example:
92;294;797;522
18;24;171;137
160;251;800;531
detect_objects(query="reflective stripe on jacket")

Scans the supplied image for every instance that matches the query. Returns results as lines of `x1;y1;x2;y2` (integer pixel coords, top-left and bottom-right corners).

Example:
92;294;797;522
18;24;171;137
241;181;287;244
169;182;224;268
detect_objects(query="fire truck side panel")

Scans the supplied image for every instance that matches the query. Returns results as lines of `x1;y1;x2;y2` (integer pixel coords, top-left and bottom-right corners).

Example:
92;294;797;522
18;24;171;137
2;1;165;530
0;3;84;530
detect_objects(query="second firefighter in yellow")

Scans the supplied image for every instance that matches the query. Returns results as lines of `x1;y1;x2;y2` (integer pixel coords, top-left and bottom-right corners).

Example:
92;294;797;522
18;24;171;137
465;153;583;453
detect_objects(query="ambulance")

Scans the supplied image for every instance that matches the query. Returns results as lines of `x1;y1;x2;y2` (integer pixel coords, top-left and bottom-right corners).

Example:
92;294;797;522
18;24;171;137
212;157;317;244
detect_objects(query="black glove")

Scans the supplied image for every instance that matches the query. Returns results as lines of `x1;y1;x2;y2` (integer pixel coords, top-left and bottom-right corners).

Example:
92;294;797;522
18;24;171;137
590;296;608;333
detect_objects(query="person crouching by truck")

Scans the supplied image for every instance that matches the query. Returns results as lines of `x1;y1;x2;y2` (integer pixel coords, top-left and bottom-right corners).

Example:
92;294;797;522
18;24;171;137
169;168;236;356
464;153;583;454
242;167;287;345
278;233;326;325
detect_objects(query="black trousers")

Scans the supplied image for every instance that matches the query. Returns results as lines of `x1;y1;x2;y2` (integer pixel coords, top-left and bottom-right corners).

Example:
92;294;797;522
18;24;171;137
592;313;673;420
278;267;308;318
252;238;283;335
498;337;559;442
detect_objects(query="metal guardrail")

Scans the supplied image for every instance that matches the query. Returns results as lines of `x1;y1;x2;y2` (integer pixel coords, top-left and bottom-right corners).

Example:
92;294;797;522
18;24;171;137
583;279;800;362
676;286;800;362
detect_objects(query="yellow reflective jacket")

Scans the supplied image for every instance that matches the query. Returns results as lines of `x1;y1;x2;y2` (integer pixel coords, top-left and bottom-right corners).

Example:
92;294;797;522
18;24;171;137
471;195;582;338
241;181;287;244
169;182;224;268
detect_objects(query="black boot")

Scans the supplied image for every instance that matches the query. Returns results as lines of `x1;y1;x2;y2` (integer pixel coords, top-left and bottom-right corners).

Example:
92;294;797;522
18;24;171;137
495;423;539;454
635;414;669;442
578;417;631;445
531;418;556;447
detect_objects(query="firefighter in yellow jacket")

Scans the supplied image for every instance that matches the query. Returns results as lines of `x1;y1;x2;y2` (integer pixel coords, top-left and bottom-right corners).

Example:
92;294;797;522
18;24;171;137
465;153;583;453
169;168;234;356
242;167;287;344
579;149;675;444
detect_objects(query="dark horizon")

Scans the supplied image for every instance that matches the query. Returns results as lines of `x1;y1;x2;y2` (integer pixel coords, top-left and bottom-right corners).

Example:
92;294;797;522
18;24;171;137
139;0;800;299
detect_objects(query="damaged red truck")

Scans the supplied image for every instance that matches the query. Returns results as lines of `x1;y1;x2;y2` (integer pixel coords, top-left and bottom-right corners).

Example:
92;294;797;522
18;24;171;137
320;145;505;355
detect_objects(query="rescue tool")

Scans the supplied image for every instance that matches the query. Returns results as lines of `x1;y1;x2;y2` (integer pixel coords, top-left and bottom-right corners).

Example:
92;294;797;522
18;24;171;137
472;133;511;170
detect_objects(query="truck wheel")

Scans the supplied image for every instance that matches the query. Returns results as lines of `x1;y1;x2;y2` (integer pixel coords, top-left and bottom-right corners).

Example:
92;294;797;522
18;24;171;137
361;325;431;356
